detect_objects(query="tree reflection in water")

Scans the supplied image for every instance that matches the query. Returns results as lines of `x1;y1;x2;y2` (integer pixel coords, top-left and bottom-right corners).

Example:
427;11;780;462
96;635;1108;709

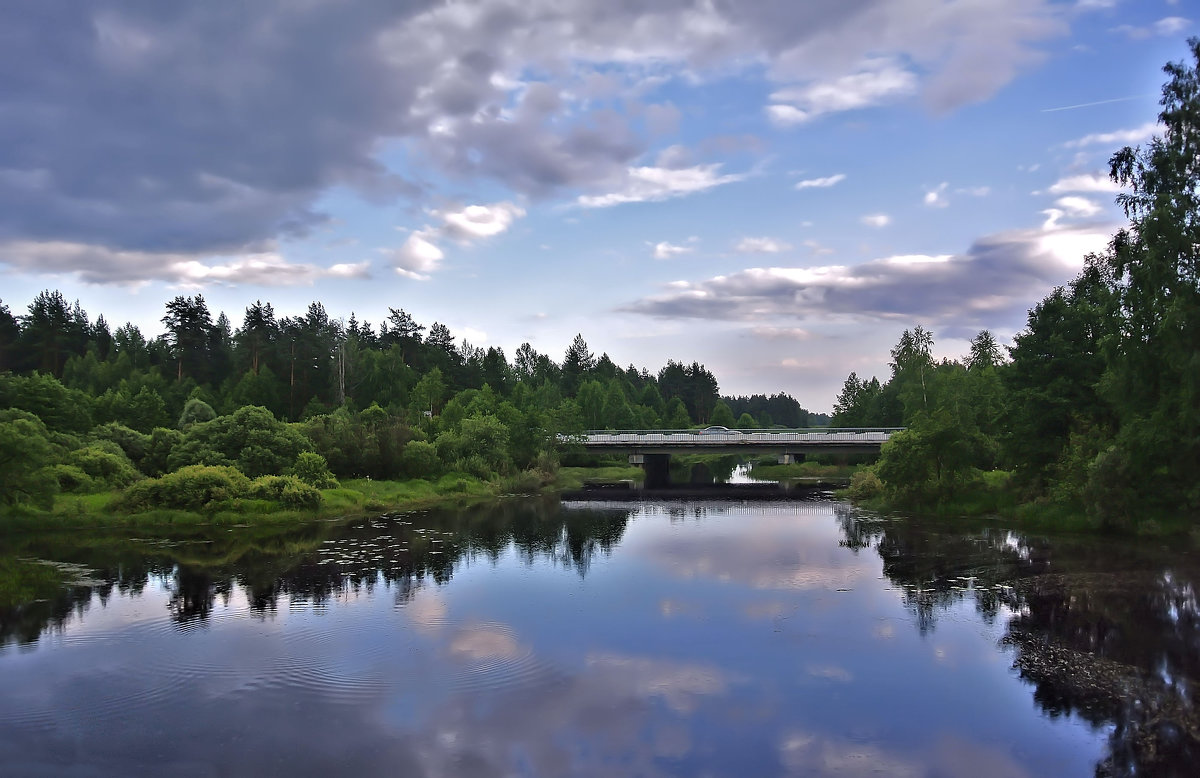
0;497;631;646
835;504;1200;777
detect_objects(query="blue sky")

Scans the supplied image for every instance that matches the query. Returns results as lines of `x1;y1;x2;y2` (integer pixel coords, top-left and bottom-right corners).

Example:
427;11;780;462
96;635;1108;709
0;1;1192;411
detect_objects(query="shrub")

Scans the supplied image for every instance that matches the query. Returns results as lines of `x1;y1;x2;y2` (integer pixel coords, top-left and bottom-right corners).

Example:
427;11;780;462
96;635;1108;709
89;423;151;464
67;445;142;489
846;469;884;501
497;470;545;494
290;452;339;489
249;475;321;510
401;440;442;478
119;465;251;512
49;464;97;493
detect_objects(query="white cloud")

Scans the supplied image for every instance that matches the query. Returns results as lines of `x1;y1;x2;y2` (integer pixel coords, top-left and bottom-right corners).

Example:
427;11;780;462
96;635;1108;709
861;213;891;227
388;200;525;278
1054;195;1102;218
1064;121;1161;149
652;241;694;260
389;229;445;280
0;241;370;287
1112;17;1191;39
735;237;793;254
924;182;949;207
766;104;809;126
578;163;747;208
1046;173;1121;194
795;173;846;190
768;59;918;125
438;202;525;241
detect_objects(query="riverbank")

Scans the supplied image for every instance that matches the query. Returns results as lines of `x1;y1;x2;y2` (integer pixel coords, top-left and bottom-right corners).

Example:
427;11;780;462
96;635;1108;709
0;465;654;532
0;473;527;531
839;468;1200;540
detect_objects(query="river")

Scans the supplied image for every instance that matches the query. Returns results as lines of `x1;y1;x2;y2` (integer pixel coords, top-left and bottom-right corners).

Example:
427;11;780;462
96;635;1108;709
1;495;1197;776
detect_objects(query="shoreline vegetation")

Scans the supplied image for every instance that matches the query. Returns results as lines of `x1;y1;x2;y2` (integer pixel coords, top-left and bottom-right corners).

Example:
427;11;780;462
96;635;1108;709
0;466;645;533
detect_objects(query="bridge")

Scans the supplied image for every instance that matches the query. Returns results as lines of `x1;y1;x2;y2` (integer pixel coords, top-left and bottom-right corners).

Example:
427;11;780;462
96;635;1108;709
573;428;902;488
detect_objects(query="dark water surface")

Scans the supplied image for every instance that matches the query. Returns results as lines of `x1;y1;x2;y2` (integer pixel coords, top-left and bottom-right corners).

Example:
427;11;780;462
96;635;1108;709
2;497;1198;776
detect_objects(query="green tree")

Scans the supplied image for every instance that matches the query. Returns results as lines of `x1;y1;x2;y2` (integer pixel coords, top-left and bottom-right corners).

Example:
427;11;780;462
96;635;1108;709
161;295;214;383
708;400;736;427
0;410;59;509
179;398;218;428
1100;38;1200;517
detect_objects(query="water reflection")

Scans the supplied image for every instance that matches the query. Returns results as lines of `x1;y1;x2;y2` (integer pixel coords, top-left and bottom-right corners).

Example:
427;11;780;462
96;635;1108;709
835;506;1200;776
0;499;1196;775
1;498;629;645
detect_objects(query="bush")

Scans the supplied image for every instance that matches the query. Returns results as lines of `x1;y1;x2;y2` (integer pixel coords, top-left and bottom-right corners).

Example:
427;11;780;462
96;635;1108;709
846;469;884;501
119;465;251;512
249;475;321;510
401;440;442;478
497;470;545;494
67;445;142;489
0;410;60;509
49;464;97;493
290;452;339;489
169;406;311;477
89;423;151;464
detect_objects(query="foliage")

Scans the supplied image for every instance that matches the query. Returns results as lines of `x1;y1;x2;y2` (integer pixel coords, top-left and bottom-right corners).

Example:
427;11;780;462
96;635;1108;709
289;452;339;489
169;405;311;477
178;397;218;428
401;440;442;478
846;469;884;501
118;465;252;512
89;422;151;465
0;410;59;509
66;444;141;489
248;475;322;510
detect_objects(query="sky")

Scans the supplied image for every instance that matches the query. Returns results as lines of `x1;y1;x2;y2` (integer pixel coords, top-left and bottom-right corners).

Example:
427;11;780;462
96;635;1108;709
0;1;1192;412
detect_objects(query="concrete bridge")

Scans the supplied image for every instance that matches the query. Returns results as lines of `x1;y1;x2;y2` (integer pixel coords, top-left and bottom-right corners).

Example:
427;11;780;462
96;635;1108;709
575;428;902;488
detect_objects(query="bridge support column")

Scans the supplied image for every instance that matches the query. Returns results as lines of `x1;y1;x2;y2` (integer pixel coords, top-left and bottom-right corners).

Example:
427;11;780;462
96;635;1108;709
778;453;805;465
629;453;672;489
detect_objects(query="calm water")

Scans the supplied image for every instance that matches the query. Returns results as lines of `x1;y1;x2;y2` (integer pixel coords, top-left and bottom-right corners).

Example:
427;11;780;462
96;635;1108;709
1;497;1197;776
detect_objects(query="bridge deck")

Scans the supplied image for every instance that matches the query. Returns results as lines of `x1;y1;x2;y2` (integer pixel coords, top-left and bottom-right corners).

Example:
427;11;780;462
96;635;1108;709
576;428;901;455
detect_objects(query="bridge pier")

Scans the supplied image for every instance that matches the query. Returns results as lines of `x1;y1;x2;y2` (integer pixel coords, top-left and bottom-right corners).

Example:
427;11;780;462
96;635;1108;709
778;453;805;465
629;453;672;488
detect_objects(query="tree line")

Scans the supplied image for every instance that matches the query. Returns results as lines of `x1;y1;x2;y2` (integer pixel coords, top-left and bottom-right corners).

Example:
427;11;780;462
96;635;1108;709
834;39;1200;530
0;288;815;511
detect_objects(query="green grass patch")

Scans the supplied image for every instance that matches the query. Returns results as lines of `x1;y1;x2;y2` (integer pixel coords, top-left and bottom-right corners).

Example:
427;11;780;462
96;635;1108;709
554;466;644;490
750;461;863;481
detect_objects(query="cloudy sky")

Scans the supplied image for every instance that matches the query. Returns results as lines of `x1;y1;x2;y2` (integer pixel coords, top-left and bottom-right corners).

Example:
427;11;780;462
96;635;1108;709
0;1;1191;411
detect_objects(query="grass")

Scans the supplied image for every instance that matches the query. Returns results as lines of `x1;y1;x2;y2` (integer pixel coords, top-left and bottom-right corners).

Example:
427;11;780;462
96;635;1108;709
749;461;863;481
0;471;509;532
553;466;644;490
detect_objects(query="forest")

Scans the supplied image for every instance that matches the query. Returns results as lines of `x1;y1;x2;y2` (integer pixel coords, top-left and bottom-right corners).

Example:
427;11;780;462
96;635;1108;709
833;40;1200;532
0;285;816;517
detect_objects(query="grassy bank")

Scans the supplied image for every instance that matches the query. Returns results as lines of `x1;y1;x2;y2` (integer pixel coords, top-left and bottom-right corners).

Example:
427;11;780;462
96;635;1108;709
1;464;659;532
0;472;513;532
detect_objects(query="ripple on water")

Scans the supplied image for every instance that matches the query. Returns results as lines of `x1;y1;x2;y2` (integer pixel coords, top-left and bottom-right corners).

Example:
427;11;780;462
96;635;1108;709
445;622;554;695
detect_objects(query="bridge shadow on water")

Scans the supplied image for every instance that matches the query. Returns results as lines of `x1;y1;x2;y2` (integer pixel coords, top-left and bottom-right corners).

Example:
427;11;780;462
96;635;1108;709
560;481;845;501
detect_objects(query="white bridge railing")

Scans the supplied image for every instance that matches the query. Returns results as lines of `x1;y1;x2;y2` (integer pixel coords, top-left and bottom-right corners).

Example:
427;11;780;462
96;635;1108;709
577;428;902;445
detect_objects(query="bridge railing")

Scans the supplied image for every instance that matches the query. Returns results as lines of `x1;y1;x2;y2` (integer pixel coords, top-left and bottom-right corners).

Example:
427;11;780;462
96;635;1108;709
576;427;904;444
